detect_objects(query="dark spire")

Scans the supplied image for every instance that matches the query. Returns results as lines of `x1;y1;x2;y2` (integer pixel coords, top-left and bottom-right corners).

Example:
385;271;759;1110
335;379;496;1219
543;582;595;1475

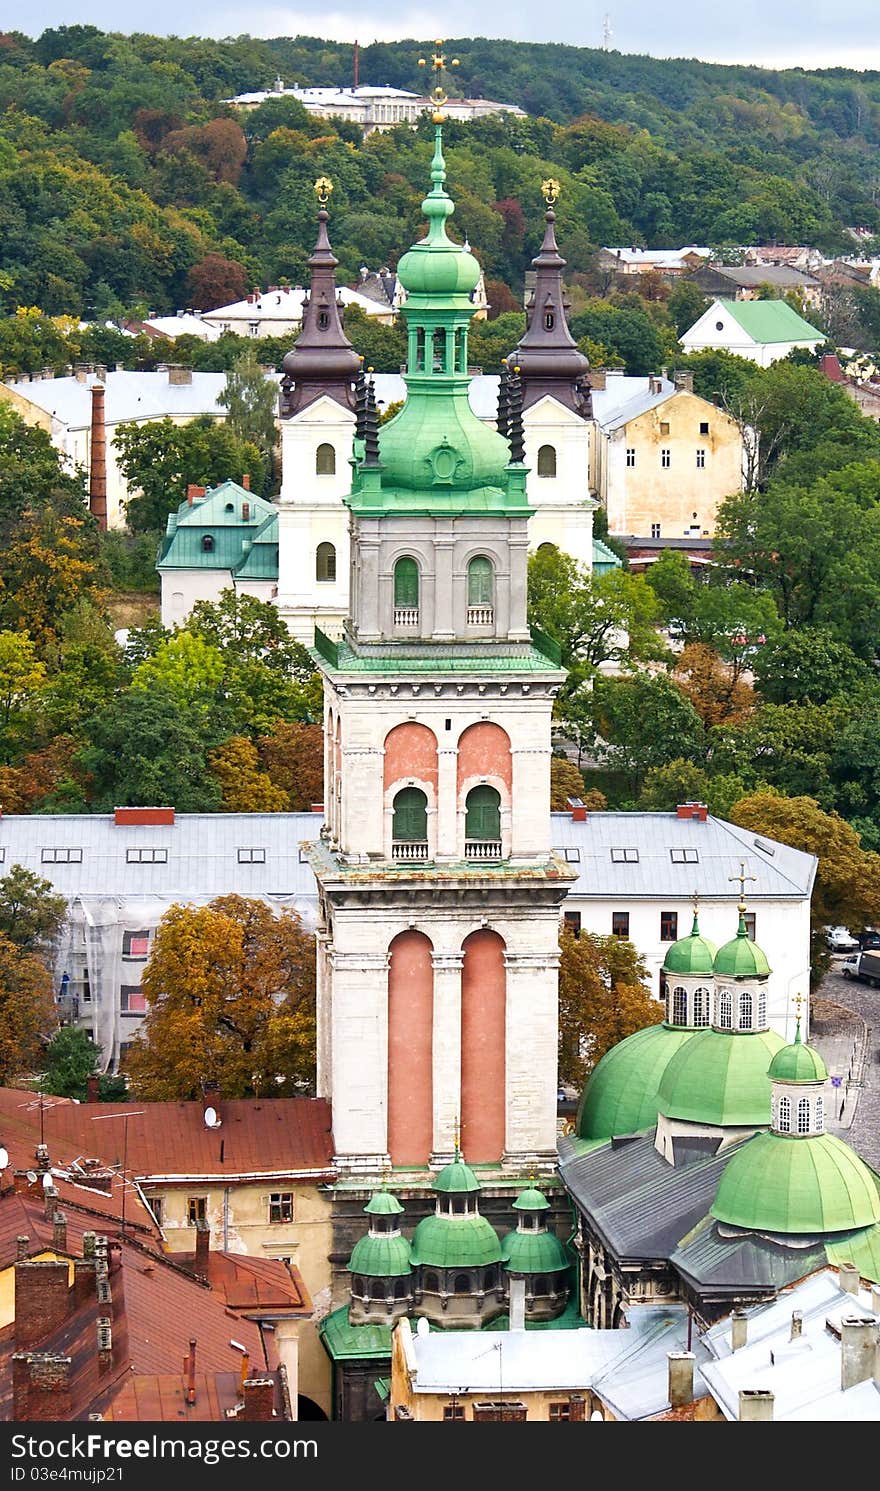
354;363;368;443
363;376;381;466
280;177;361;417
512;180;592;419
496;358;511;437
507;365;525;465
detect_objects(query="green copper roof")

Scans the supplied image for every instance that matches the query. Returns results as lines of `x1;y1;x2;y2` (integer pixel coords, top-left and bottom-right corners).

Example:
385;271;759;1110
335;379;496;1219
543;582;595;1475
157;481;276;572
714;911;771;978
347;1231;413;1278
657;1027;785;1127
313;638;560;674
826;1223;880;1286
319;1305;391;1362
396;125;482;299
767;1023;828;1083
715;297;823;345
591;536;623;575
663;913;717;976
500;1227;569;1274
409;1211;503;1268
364;1190;405;1216
576;1021;697;1140
712;1131;880;1234
434;1157;481;1194
512;1187;551;1213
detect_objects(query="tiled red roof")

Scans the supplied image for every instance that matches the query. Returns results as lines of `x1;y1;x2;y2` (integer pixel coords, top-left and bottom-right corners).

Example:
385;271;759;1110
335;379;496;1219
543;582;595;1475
0;1089;335;1181
0;1175;160;1259
203;1252;312;1315
102;1372;276;1421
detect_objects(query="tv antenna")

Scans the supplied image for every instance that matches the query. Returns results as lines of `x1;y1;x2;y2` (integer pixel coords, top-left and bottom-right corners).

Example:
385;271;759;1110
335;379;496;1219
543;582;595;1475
602;13;613;51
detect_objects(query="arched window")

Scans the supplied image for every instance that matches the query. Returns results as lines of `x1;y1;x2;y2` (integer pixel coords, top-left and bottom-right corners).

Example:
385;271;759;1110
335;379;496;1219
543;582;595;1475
739;989;753;1031
718;989;732;1030
423;1271;439;1293
392;787;427;848
393;556;419;614
416;327;426;371
693;987;710;1027
201;534;215;552
816;1095;824;1132
672;986;687;1026
483;1267;496;1289
537;444;557;478
433;327;446;372
316;442;336;476
467;555;494;612
778;1096;791;1133
393;1278;408;1299
316;541;336;583
544;311;555;331
757;990;767;1028
352;1275;364;1296
465;785;501;845
453;1273;471;1295
318;309;329;330
534;1275;548;1295
369;1280;385;1300
797;1097;810;1134
455;327;467;372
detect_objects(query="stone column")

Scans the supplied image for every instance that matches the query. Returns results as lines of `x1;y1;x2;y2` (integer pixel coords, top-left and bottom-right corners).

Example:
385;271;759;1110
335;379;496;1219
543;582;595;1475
315;929;333;1099
502;950;559;1169
354;526;381;640
435;747;459;862
432;531;455;641
339;744;384;859
329;950;391;1170
510;743;553;859
430;951;464;1165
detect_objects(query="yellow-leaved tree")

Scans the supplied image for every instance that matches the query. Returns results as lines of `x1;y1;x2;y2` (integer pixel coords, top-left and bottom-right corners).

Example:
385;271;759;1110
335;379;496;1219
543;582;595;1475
124;895;316;1099
558;926;663;1089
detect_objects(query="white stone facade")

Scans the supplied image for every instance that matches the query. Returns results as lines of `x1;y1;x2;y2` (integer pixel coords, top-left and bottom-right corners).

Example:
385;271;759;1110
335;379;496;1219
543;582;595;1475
276;396;354;641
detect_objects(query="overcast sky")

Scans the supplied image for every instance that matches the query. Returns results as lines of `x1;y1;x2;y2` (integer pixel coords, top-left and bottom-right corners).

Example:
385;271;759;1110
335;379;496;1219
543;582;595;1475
14;2;880;73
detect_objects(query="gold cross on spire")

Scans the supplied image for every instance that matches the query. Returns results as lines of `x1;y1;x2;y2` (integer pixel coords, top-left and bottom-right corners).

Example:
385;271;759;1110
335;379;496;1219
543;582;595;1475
729;859;757;909
418;40;459;120
314;176;333;207
453;1114;460;1158
542;178;561;209
692;889;700;917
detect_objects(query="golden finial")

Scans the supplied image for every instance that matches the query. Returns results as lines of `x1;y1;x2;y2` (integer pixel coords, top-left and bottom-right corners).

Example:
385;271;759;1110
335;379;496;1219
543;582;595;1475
314;176;333;207
729;859;757;912
542;177;561;209
418;40;459;121
453;1115;460;1158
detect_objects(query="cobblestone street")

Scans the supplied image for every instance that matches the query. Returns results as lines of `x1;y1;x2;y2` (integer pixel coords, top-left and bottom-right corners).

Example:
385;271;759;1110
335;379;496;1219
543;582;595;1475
811;964;880;1170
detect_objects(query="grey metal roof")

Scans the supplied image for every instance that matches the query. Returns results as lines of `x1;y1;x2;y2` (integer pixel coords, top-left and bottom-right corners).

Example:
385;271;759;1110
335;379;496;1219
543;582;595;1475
592;377;678;432
549;811;816;901
671;1216;827;1296
558;1132;737;1261
5;371;236;432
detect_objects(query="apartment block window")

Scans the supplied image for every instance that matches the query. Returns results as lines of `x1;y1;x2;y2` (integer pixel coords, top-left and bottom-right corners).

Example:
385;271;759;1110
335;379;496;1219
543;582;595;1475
122;930;150;959
625;448;636;467
82;968;91;1003
237;848;266;864
696;448;706;468
268;1192;294;1224
670;847;699;864
187;1197;208;1225
443;1404;465;1422
699;421;710;435
743;912;757;941
549;1402;572;1421
563;911;582;938
612;911;630;938
146;1196;163;1227
659;421;670;436
120;985;147;1016
41;847;82;864
126;848;168;864
651;523;661;538
610;847;639;863
660;448;671;469
660;911;678;942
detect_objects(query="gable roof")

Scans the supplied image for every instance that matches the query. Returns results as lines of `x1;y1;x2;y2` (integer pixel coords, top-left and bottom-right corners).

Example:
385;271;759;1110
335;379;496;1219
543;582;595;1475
157;480;276;572
709;298;823;345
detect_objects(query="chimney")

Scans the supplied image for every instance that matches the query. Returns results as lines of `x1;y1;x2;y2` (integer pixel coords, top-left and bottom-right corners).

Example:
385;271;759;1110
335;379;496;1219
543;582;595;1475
185;1338;197;1406
310;802;324;814
567;796;587;823
242;1377;276;1422
203;1079;221;1113
15;1260;71;1347
509;1277;526;1332
731;1308;748;1351
89;383;108;532
52;1212;67;1253
97;1317;113;1373
667;1351;695;1408
840;1316;878;1391
242;501;250;522
738;1389;774;1422
73;1258;97;1303
167;365;193;386
82;1231;97;1259
589;369;607;391
241;473;251;491
673;370;694;393
43;1183;60;1222
790;1309;803;1341
114;806;175;826
86;1074;100;1103
35;1143;50;1173
186;484;207;506
73;363;89;384
13;1353;72;1421
676;802;708;822
194;1218;211;1276
16;1236;30;1261
838;1262;860;1295
871;1285;880;1316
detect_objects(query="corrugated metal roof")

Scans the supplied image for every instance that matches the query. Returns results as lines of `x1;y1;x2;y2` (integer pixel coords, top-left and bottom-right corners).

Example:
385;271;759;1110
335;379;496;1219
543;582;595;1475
595;378;677;432
6;370;237;431
710;297;823;345
671;1215;827;1294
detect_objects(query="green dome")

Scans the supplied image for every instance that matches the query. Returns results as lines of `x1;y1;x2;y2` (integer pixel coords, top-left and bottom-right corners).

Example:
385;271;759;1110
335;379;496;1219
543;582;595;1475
410;1212;503;1268
501;1227;569;1275
434;1157;481;1194
768;1031;828;1084
714;911;771;978
396;126;481;299
712;1131;880;1234
512;1187;551;1213
657;1027;785;1127
348;1231;413;1278
376;389;513;500
663;914;717;976
577;1021;697;1140
364;1190;405;1216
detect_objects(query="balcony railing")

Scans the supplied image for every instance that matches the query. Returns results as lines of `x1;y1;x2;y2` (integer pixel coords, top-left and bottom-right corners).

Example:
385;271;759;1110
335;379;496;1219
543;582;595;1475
392;840;429;862
465;839;503;861
394;607;419;627
467;605;494;626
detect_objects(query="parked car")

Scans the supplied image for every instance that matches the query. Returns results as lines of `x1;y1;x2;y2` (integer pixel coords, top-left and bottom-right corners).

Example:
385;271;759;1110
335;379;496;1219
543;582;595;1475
826;926;860;952
857;929;880;951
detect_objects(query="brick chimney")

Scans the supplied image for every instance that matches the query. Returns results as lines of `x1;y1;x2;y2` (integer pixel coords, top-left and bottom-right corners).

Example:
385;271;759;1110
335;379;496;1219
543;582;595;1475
673;370;694;393
97;1317;113;1374
241;472;251;491
52;1211;67;1252
194;1218;211;1276
86;1074;100;1103
589;369;607;391
89;383;108;532
186;484;207;505
242;1377;276;1422
114;806;175;826
13;1353;72;1420
567;796;587;823
676;802;708;822
185;1339;197;1405
15;1260;71;1347
167;365;193;385
16;1236;30;1261
43;1182;60;1222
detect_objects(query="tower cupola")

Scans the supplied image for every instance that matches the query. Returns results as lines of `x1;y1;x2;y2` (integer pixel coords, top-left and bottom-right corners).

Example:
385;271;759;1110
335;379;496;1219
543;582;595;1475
280;177;361;417
409;1141;504;1328
347;1188;414;1324
511;180;591;417
500;1186;570;1321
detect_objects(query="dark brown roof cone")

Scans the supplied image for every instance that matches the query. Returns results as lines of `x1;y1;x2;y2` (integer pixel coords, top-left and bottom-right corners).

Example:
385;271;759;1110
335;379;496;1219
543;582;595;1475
280;186;361;417
513;201;592;418
89;383;108;531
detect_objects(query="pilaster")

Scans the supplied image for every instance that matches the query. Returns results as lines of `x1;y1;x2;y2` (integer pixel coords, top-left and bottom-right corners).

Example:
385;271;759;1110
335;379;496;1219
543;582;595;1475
329;950;390;1164
430;951;464;1165
503;951;560;1163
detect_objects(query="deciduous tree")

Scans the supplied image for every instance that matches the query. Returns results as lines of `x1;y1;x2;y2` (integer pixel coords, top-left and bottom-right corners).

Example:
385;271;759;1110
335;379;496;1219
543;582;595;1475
257;721;324;811
208;735;289;812
0;932;56;1083
558;927;662;1088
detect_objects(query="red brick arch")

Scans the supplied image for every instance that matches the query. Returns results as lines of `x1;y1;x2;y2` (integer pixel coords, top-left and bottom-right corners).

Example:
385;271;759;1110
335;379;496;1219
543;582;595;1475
384;723;438;793
388;930;433;1165
456;723;512;796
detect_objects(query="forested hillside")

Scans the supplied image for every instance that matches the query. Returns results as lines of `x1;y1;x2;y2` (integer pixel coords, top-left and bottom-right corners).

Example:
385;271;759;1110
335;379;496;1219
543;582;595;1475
3;26;880;319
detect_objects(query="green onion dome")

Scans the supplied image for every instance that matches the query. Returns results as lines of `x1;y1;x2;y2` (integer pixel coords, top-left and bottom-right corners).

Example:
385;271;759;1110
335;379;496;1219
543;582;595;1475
657;1027;785;1127
501;1227;569;1275
663;913;717;976
576;1022;698;1140
714;910;771;978
409;1212;503;1268
434;1156;482;1194
348;1231;413;1277
364;1190;406;1216
512;1187;551;1213
767;1027;828;1084
712;1131;880;1234
396;127;481;300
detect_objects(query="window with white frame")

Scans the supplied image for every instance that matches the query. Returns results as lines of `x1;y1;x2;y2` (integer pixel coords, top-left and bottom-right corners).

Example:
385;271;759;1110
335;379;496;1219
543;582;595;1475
651;523;661;538
41;847;82;863
693;987;710;1027
670;847;699;863
660;448;671;469
797;1097;810;1134
237;848;266;863
718;989;732;1029
610;847;639;863
757;990;767;1027
778;1096;791;1133
671;987;687;1026
268;1192;294;1224
816;1095;824;1132
126;848;168;863
739;989;753;1030
563;848;581;862
625;448;636;468
696;448;706;468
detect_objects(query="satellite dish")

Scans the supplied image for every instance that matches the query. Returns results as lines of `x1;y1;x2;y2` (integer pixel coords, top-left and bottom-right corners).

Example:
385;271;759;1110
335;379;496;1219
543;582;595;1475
0;1146;8;1170
416;1316;430;1338
26;1171;37;1184
42;1172;53;1191
203;1106;221;1129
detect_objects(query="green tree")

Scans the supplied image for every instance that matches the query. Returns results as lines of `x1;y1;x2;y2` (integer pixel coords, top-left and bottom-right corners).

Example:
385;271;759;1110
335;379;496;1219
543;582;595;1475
115;416;267;532
0;632;48;763
0;933;56;1083
587;673;706;798
0;864;67;955
751;628;873;705
78;686;223;811
217;343;279;490
43;1025;101;1099
558;927;662;1088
